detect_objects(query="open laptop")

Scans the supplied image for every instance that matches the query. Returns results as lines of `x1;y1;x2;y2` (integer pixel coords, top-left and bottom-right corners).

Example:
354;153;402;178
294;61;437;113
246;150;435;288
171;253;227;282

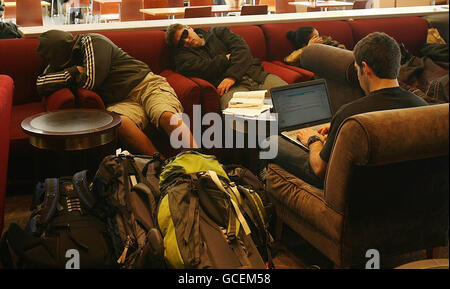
270;79;333;151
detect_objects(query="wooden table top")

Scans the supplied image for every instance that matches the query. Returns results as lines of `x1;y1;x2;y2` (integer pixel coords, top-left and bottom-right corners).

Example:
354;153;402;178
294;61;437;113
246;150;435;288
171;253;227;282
21;109;122;150
289;1;355;7
92;0;122;4
4;1;50;7
140;4;241;16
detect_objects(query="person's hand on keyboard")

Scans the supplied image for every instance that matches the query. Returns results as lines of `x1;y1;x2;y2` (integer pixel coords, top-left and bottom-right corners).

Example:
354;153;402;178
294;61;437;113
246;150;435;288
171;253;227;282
318;126;330;141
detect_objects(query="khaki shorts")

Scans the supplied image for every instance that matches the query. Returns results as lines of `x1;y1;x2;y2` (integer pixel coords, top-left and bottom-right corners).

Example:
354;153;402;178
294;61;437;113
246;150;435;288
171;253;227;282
107;72;183;129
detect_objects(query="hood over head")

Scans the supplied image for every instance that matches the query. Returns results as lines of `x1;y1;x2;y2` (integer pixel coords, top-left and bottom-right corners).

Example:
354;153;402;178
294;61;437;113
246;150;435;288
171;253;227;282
37;30;82;70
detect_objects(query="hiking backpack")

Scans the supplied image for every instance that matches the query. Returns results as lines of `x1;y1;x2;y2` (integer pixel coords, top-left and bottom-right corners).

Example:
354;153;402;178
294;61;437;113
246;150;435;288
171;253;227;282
91;153;165;269
0;171;117;269
157;150;274;269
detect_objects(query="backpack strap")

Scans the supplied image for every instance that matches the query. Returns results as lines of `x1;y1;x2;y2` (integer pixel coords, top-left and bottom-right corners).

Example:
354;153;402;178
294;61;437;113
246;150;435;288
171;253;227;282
73;170;96;209
238;186;274;269
128;157;160;200
208;171;251;236
40;178;60;227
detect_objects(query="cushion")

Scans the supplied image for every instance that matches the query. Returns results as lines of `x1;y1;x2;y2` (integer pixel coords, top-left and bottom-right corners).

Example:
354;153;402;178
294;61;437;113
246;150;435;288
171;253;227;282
44;88;76;111
261;21;354;62
230;25;267;60
99;30;170;74
0;38;45;105
348;17;428;56
10;101;45;152
262;61;311;84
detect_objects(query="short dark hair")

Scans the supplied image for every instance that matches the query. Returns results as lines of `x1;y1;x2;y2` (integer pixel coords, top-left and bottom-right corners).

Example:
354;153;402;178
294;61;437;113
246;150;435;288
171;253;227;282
353;32;401;79
166;23;184;47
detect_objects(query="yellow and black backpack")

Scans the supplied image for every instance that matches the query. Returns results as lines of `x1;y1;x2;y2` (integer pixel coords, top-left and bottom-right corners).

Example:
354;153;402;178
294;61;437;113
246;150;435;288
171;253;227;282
158;150;273;269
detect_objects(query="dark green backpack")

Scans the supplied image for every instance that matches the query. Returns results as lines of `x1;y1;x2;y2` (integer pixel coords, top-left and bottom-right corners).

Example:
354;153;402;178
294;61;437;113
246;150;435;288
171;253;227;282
92;153;165;269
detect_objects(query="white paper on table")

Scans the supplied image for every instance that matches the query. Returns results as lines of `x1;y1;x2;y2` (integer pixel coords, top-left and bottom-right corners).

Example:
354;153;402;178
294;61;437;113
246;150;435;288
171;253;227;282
222;104;273;117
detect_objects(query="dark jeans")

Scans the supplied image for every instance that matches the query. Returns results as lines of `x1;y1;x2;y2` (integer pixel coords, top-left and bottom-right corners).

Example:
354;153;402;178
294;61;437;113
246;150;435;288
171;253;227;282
266;136;324;189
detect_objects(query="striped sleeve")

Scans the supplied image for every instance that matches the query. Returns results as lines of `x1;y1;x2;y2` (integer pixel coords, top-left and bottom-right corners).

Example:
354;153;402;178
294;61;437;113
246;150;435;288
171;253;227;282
36;69;72;87
80;35;95;90
36;66;78;97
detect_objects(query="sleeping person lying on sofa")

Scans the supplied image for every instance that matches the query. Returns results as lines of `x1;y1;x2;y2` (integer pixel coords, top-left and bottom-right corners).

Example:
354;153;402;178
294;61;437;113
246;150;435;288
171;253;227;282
269;32;428;188
36;30;197;156
165;24;287;109
284;26;346;66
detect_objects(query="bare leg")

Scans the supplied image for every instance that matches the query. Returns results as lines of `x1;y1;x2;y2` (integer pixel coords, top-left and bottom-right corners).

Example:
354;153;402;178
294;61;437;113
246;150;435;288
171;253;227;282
117;115;159;155
159;112;198;149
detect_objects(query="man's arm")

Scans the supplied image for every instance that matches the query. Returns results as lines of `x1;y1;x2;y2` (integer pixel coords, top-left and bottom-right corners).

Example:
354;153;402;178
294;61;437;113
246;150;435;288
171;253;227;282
308;141;327;179
36;65;80;97
297;128;328;179
76;35;112;90
36;35;112;96
213;27;253;81
175;49;229;81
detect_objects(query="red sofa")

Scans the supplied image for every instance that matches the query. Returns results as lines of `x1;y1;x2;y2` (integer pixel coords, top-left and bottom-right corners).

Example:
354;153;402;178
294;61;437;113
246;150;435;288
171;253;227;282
0;16;436;194
260;16;431;109
183;17;431;115
0;75;13;235
0;30;205;190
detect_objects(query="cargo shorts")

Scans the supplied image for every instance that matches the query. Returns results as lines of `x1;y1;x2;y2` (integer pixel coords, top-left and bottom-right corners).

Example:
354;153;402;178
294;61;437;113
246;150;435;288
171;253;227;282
106;72;183;129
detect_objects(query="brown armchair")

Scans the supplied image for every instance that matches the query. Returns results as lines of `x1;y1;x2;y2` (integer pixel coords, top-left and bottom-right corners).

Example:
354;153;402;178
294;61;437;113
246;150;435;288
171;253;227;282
299;44;364;114
266;104;449;268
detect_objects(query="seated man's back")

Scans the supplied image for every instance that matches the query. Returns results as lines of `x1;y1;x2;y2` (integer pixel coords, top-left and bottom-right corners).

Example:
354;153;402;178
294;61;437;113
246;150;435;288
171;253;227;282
269;32;428;188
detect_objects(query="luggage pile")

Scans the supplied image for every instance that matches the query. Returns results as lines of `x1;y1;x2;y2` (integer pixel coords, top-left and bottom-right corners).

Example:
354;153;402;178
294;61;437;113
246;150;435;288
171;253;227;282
0;150;274;269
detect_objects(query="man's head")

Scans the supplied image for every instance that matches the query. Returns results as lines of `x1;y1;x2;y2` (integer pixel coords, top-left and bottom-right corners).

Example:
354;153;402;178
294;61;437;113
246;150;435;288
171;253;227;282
166;24;205;49
353;32;401;93
37;30;81;70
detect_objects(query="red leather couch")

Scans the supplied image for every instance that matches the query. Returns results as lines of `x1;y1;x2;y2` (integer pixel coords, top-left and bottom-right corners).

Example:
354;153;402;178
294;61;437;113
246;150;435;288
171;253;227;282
0;75;13;235
0;30;205;190
0;16;435;194
188;17;431;115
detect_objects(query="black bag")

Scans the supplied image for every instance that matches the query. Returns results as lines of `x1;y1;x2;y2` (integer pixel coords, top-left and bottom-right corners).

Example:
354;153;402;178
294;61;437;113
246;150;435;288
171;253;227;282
0;171;117;269
0;21;22;39
91;153;165;269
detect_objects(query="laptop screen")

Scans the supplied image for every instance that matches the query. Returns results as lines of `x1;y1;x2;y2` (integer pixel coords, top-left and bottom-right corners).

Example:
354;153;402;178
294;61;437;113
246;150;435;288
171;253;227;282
271;80;332;131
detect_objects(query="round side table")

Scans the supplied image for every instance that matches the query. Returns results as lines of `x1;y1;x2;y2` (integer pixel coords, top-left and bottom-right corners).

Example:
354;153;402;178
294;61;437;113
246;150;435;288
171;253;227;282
21;109;121;179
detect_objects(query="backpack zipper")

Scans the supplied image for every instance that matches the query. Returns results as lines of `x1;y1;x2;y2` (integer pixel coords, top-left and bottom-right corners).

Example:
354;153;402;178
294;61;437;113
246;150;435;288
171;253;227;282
117;235;132;264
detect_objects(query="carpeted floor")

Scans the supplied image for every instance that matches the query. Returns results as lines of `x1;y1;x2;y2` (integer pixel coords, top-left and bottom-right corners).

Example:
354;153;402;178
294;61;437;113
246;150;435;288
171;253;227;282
1;191;448;269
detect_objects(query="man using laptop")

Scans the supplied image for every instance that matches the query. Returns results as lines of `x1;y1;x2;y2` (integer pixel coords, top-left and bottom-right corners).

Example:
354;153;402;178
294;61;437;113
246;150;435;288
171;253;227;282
269;32;427;188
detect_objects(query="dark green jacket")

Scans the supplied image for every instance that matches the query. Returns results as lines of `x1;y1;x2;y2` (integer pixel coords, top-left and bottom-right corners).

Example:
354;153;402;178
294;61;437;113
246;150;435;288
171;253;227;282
174;27;268;87
36;30;150;105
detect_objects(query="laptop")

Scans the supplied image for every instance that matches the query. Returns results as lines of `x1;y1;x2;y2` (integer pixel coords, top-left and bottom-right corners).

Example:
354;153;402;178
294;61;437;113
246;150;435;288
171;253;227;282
270;79;333;151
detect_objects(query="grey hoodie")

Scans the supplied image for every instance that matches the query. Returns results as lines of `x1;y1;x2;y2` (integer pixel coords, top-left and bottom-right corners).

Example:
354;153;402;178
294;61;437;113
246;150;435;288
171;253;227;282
36;30;150;105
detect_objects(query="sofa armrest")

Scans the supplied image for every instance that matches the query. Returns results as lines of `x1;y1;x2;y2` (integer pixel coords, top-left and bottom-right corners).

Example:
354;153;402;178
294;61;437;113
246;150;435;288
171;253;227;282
0;75;13;235
160;70;201;121
189;77;221;116
43;88;76;111
262;61;310;84
299;44;359;87
77;89;105;109
271;61;314;82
